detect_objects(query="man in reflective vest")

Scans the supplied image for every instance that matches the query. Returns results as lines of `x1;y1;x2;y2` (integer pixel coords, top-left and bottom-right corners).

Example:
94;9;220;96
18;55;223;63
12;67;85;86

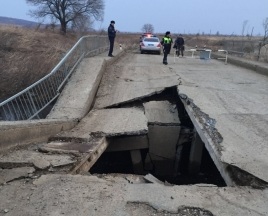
161;31;173;65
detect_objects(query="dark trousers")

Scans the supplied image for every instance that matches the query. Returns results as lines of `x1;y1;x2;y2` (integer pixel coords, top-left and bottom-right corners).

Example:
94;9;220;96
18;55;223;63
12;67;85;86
108;37;115;55
177;45;184;56
163;46;170;63
163;50;168;63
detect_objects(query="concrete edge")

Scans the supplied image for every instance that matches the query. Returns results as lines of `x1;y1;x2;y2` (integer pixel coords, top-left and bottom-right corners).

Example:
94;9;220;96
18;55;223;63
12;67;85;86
46;58;107;120
211;53;268;76
0;118;78;152
80;49;126;118
86;49;126;113
0;50;126;153
47;49;126;120
177;89;236;186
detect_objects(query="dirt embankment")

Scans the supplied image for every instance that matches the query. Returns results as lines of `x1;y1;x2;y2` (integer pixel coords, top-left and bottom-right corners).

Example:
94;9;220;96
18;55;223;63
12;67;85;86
0;26;77;101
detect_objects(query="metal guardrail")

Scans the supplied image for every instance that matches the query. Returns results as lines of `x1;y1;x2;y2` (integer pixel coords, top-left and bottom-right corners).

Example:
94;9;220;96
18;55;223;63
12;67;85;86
226;50;244;56
0;35;109;121
217;50;228;64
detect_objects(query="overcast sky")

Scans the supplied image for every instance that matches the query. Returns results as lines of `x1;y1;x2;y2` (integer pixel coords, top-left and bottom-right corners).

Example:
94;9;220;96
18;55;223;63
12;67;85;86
1;0;268;35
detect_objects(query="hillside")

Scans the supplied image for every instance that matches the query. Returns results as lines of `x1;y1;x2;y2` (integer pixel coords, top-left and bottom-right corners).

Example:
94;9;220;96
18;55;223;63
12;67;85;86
0;25;77;100
0;16;39;27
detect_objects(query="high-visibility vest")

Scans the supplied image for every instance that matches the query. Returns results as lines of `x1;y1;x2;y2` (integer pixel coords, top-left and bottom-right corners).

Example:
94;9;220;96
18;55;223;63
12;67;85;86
163;36;172;44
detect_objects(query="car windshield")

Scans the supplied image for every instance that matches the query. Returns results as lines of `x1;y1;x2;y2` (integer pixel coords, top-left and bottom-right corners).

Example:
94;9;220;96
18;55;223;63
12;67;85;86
144;38;159;42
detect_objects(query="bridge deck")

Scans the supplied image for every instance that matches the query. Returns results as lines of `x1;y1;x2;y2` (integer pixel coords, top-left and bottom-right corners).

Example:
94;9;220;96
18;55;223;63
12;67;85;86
92;52;268;184
173;57;268;183
1;50;268;214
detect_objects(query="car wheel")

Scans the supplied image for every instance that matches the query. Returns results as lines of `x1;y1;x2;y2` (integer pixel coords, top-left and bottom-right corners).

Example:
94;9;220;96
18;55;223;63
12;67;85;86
141;50;144;54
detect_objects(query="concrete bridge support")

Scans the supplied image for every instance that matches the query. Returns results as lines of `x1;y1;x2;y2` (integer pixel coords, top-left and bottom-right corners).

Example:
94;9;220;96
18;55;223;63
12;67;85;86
188;129;204;175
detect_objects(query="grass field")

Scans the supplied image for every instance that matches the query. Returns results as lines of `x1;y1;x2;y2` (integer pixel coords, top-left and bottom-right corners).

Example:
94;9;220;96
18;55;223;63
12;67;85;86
0;26;267;100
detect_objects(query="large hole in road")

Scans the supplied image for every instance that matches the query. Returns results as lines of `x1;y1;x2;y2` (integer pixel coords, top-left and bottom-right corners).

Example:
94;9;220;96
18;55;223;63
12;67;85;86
90;87;226;186
90;145;226;186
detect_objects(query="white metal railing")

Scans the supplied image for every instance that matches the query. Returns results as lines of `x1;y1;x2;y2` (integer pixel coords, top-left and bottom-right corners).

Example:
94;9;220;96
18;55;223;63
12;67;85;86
217;50;228;64
0;35;109;121
174;48;212;62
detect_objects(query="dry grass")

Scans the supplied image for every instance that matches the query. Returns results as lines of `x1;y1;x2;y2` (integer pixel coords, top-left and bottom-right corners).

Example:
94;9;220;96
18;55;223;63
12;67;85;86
0;25;77;100
1;28;267;100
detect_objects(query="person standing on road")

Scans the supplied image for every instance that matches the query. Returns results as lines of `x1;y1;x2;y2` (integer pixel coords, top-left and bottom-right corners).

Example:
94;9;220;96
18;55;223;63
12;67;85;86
174;34;185;57
161;31;173;65
108;20;117;57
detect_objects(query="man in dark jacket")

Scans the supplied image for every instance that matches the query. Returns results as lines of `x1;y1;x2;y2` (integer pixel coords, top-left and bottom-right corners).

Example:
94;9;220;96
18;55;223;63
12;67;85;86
108;20;117;57
174;34;185;57
161;31;173;65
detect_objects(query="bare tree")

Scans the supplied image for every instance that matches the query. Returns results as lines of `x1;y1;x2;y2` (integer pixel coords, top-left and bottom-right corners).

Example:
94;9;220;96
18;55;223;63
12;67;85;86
71;14;93;34
141;24;154;33
257;17;268;61
26;0;104;34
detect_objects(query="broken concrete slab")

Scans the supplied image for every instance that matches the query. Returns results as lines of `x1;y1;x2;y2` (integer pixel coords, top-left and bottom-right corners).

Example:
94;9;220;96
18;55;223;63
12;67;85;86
94;54;181;108
178;86;268;184
1;174;267;215
50;131;93;142
174;58;268;185
143;101;180;125
94;82;179;109
57;108;148;139
106;135;148;152
0;150;75;169
93;173;147;184
218;113;268;183
142;101;181;172
39;141;99;154
149;153;175;176
33;158;50;170
143;174;164;185
38;138;109;175
0;118;77;152
0;167;35;184
126;183;268;215
47;58;106;120
148;125;180;159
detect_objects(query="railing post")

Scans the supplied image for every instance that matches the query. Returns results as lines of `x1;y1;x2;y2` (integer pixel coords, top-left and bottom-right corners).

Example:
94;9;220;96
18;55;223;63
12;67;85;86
27;92;39;119
217;50;228;64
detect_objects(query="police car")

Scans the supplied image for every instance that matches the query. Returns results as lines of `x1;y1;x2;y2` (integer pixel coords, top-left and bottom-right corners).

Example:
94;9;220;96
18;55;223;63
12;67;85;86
139;33;161;55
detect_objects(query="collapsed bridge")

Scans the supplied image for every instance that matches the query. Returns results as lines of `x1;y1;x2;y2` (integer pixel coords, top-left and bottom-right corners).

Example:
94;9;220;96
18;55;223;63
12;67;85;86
0;40;268;215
